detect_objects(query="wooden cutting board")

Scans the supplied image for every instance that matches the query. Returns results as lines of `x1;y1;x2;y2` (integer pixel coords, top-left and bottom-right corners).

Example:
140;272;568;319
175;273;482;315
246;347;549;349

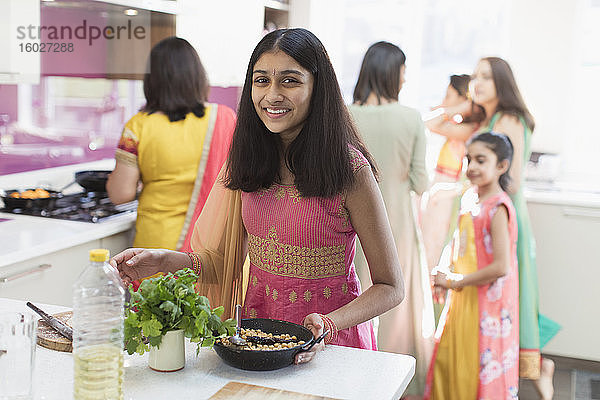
209;381;339;400
37;311;72;352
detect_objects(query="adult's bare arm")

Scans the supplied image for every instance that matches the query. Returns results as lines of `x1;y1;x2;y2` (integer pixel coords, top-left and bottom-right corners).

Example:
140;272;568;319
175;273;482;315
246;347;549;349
106;160;139;204
425;101;479;142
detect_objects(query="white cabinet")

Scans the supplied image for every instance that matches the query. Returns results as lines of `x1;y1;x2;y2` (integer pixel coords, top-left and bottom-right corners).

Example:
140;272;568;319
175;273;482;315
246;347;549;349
527;199;600;361
0;0;41;84
0;230;132;307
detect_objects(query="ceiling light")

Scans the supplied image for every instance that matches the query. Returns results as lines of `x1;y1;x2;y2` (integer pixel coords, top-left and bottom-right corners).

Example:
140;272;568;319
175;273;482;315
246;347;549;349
124;9;138;16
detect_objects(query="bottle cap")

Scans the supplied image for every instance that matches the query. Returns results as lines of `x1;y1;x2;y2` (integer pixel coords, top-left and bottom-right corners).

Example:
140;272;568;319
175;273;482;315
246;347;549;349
89;248;110;262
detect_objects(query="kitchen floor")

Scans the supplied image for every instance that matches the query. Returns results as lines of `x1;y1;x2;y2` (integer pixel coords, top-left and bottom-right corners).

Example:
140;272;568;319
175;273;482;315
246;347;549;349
519;355;600;400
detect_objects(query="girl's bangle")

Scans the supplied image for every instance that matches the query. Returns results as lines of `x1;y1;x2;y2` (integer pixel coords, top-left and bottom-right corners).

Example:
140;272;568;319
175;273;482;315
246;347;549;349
185;252;201;278
317;313;338;345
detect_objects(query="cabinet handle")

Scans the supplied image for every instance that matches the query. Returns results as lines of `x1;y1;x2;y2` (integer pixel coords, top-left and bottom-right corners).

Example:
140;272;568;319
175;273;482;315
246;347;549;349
0;264;52;283
562;207;600;219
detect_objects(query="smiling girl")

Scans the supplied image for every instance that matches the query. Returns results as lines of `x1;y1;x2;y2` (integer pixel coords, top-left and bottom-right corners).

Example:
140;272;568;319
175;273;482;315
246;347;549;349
424;132;519;400
111;28;405;365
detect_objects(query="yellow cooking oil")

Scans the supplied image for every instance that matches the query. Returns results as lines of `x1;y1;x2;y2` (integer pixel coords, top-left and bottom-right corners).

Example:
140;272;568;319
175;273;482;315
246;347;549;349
73;343;123;400
72;249;125;400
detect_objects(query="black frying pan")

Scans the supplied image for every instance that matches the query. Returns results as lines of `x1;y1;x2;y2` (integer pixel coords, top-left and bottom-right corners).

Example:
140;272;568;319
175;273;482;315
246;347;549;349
75;170;111;192
1;189;61;210
213;318;326;371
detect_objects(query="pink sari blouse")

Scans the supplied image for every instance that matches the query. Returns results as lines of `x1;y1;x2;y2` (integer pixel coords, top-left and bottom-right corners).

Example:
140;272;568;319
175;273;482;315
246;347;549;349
240;148;377;350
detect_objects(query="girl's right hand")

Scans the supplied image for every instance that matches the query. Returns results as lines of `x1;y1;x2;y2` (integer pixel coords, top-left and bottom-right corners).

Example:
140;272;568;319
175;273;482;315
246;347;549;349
109;248;166;286
296;313;326;364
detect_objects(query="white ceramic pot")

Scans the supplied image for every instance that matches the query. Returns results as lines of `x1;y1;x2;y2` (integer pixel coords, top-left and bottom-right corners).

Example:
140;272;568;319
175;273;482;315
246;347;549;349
148;329;185;372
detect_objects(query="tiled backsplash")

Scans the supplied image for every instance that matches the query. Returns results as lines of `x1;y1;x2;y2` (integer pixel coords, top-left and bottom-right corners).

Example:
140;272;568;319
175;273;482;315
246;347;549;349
0;78;240;176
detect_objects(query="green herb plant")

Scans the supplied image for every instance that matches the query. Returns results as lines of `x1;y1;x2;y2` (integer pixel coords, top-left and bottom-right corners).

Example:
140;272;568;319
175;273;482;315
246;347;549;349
123;268;236;355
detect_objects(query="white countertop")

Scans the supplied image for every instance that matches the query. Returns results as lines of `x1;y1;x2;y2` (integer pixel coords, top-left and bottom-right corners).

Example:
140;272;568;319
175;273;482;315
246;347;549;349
524;179;600;209
2;298;415;400
0;212;136;268
524;187;600;208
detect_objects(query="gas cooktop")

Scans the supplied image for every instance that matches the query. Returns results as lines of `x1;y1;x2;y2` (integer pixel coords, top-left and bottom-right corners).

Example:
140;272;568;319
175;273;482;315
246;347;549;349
1;192;137;223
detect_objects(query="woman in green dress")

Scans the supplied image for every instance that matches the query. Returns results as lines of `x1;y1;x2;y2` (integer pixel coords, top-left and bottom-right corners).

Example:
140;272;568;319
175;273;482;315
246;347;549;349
469;56;558;400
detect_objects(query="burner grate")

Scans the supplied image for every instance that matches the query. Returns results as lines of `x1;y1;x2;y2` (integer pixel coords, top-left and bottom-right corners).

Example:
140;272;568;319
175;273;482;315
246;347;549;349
1;192;136;223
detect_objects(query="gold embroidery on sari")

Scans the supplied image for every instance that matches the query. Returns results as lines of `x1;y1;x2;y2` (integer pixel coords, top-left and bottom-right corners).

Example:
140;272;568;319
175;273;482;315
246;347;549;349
248;227;346;279
115;148;138;166
274;185;302;203
349;147;369;172
288;187;301;203
251;283;339;305
303;290;312;302
275;186;286;200
342;283;348;294
252;275;258;286
249;308;258;319
337;202;350;228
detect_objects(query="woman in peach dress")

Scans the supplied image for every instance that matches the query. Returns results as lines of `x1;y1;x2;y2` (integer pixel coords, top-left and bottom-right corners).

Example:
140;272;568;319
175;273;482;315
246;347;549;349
348;41;433;397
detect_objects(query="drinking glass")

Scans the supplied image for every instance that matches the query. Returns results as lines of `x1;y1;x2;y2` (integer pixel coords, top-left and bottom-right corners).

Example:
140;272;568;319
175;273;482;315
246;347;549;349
0;312;37;400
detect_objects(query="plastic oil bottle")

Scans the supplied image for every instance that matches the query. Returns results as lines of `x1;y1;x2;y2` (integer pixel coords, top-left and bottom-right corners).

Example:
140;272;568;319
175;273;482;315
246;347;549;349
72;249;124;400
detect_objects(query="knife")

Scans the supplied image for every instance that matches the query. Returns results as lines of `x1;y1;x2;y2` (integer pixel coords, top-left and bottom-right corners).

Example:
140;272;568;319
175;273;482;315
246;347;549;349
26;301;73;342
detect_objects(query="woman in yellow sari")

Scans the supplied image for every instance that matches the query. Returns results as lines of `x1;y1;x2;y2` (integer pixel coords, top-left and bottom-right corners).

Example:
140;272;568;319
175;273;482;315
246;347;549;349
107;37;236;251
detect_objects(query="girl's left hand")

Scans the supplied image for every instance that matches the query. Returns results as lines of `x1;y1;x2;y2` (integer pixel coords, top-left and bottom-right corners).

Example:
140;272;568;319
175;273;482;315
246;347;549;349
296;313;326;364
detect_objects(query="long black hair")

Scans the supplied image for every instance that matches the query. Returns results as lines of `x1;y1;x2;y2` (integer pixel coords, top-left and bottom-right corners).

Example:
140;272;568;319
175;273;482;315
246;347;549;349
142;37;209;122
225;28;377;197
468;131;514;191
353;41;406;105
483;57;535;132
